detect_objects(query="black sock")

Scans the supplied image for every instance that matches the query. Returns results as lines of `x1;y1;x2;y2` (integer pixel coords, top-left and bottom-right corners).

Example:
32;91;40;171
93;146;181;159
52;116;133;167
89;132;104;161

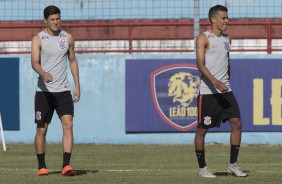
37;153;46;169
230;145;240;164
195;150;206;168
63;152;72;168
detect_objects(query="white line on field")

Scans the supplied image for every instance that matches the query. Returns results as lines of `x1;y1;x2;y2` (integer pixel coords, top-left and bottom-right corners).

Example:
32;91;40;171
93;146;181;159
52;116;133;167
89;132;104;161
105;169;150;172
257;170;281;173
0;167;37;171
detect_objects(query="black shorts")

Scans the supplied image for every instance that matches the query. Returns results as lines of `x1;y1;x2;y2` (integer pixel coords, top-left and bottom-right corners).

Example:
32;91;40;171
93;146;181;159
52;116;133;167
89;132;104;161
34;91;74;124
197;92;241;129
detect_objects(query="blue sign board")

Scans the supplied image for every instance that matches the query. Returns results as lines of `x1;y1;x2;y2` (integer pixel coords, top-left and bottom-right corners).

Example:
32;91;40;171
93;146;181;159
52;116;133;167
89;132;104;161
0;58;20;130
126;59;282;132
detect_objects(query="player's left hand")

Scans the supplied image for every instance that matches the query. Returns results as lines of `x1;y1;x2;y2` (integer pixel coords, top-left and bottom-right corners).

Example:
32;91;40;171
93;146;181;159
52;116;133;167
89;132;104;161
73;88;80;103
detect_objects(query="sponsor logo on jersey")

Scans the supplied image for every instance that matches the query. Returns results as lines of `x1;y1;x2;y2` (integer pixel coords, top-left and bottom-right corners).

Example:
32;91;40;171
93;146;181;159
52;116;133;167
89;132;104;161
208;34;215;39
59;33;67;39
44;43;51;48
41;36;49;40
212;44;219;49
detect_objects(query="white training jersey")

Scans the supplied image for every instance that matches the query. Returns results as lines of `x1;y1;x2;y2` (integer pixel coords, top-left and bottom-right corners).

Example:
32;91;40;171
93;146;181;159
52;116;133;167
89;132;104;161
36;29;70;92
199;30;232;94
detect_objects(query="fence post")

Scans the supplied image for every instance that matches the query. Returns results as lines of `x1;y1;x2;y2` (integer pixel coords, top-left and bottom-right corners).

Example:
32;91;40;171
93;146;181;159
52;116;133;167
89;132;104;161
0;112;7;151
267;23;272;54
194;0;200;53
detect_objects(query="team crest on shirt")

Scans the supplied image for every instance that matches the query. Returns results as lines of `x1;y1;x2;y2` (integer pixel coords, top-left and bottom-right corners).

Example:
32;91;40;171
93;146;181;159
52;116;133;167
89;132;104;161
58;40;67;50
223;41;230;51
151;64;200;131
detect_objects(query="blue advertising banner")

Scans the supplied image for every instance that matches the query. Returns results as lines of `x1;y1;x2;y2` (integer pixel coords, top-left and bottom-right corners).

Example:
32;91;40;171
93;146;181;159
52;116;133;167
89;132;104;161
0;58;20;130
125;59;282;133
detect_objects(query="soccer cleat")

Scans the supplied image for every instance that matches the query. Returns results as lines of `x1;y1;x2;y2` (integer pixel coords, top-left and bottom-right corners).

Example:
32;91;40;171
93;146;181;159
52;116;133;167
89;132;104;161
62;165;76;176
37;168;49;176
199;166;216;178
227;163;247;177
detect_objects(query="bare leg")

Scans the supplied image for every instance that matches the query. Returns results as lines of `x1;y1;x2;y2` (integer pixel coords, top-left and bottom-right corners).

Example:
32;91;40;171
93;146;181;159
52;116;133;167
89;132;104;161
194;127;207;150
34;123;48;154
60;115;74;153
229;118;242;145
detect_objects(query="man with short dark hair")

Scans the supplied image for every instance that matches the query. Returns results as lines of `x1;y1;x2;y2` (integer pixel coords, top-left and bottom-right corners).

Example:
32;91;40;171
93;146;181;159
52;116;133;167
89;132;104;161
194;5;247;178
31;5;80;176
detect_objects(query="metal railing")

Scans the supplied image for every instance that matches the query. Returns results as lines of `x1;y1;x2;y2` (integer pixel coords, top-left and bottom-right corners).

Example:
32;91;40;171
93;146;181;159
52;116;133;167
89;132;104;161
0;20;281;54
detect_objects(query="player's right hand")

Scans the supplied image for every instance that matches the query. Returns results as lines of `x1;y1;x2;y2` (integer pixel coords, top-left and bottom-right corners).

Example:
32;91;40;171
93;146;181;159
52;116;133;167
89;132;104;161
214;80;228;92
42;72;53;83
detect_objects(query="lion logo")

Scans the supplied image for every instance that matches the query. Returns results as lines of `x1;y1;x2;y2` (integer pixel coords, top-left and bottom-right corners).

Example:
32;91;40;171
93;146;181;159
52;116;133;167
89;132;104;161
168;72;200;107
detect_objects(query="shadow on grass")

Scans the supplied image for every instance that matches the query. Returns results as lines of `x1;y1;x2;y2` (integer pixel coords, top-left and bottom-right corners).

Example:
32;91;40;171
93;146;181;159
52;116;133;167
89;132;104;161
214;170;250;177
49;170;99;176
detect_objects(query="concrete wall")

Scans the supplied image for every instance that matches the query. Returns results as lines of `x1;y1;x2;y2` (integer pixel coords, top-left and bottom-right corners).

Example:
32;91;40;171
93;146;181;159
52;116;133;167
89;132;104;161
1;53;282;144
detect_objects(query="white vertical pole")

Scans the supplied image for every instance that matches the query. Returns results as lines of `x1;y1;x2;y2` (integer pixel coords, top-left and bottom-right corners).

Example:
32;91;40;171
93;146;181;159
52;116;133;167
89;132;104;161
0;112;7;151
194;0;200;53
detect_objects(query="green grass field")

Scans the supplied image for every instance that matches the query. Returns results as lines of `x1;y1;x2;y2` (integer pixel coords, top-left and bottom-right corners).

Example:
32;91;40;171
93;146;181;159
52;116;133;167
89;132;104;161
0;143;281;184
